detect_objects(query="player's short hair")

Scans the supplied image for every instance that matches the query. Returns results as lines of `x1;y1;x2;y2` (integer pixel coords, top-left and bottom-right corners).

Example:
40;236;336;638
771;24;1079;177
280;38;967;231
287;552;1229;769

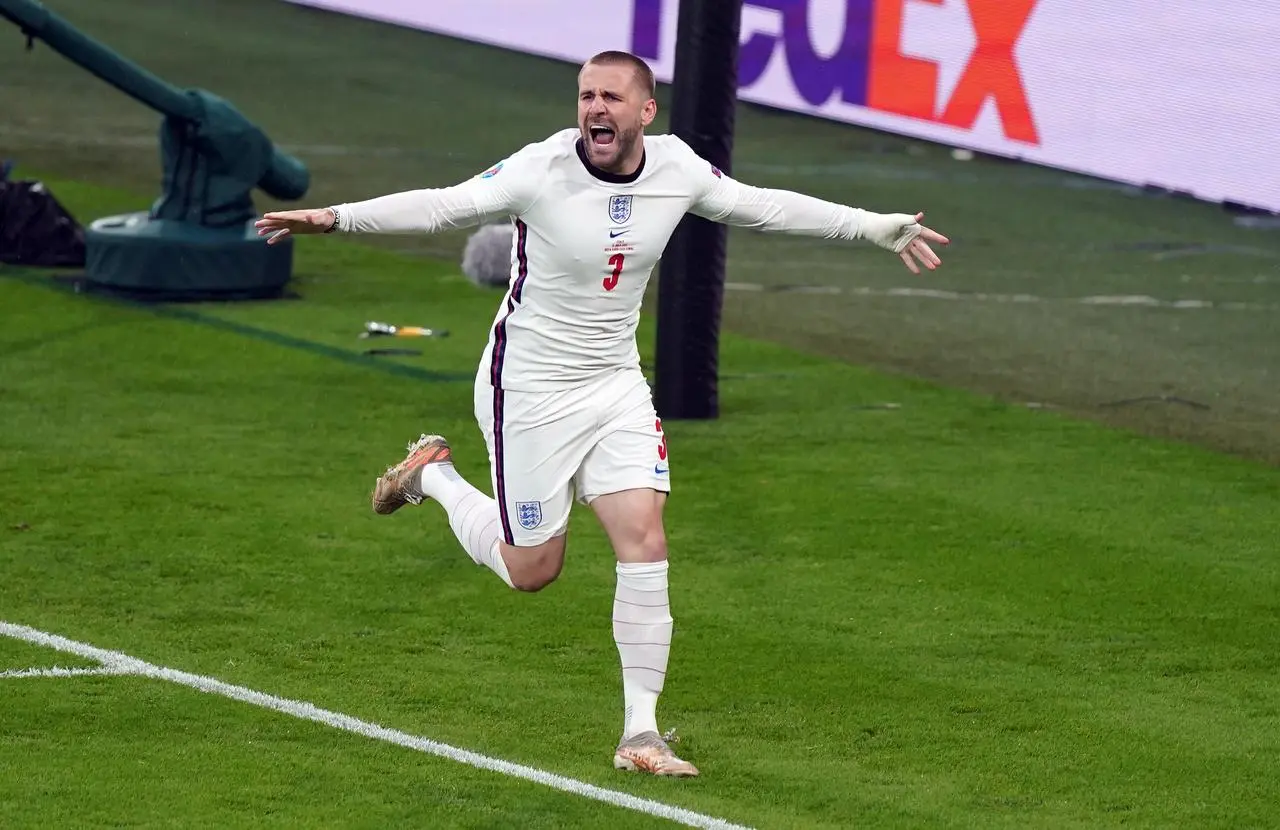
584;50;656;99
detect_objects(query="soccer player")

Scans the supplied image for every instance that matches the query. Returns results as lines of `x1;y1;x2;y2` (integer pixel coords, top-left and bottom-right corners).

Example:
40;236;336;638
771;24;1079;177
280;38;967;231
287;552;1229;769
255;50;948;777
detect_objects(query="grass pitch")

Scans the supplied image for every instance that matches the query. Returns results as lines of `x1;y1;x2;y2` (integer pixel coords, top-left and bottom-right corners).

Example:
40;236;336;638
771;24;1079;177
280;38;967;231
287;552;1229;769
3;0;1279;462
3;0;1280;826
2;175;1279;829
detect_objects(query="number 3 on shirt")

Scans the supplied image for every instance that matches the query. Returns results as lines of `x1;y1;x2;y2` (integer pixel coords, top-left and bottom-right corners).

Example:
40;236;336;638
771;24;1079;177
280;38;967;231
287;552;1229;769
604;253;624;292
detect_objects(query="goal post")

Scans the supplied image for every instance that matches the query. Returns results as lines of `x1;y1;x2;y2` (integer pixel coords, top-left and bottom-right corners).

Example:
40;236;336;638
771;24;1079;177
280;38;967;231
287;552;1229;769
653;0;743;421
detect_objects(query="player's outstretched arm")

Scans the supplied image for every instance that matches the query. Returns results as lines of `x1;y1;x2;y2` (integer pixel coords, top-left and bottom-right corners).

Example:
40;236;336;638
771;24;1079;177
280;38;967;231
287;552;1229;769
255;153;543;246
684;150;949;273
702;184;949;274
254;186;494;245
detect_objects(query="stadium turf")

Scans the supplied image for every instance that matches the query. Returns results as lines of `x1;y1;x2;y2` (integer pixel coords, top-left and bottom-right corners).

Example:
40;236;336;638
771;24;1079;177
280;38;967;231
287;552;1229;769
2;175;1278;829
3;0;1280;826
3;0;1279;462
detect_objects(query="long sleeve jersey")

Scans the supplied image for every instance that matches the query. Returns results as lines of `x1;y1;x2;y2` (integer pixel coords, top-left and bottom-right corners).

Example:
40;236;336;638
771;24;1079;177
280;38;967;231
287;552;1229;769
332;128;883;391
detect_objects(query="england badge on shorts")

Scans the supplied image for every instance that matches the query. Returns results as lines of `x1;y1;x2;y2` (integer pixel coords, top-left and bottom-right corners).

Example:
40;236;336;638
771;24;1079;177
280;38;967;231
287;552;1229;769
608;195;633;225
515;501;543;530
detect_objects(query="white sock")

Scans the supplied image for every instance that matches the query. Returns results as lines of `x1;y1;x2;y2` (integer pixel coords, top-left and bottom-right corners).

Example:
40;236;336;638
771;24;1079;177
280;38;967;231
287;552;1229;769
419;462;513;588
613;560;672;739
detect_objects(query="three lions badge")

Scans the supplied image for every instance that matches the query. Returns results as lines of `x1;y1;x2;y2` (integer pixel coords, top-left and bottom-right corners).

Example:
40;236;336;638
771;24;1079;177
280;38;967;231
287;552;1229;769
608;195;632;225
516;501;543;530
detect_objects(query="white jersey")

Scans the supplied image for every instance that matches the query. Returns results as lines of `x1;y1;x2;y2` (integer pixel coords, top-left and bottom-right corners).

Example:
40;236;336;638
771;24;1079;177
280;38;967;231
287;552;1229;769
333;128;889;392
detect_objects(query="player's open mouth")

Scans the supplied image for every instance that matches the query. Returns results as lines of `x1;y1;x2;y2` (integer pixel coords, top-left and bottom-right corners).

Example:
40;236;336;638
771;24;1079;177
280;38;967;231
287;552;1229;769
589;124;616;146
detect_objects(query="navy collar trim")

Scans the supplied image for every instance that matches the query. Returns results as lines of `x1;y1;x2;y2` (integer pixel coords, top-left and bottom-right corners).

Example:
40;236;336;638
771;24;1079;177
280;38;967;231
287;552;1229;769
575;137;645;184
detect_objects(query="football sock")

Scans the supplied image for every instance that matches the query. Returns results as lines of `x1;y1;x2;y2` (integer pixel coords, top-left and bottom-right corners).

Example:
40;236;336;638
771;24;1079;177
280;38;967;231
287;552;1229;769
613;560;672;739
420;463;513;588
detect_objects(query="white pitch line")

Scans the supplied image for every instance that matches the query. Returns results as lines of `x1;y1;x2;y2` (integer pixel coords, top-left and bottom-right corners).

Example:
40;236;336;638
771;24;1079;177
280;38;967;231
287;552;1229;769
723;282;1280;311
0;621;750;830
0;665;132;679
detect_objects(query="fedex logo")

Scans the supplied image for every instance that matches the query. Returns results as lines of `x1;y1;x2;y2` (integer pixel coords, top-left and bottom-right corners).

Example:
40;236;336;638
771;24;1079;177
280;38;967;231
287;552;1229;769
632;0;1040;144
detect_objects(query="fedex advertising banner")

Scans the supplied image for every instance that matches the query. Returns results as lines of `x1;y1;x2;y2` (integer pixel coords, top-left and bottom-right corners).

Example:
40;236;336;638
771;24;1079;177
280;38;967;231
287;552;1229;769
286;0;1280;213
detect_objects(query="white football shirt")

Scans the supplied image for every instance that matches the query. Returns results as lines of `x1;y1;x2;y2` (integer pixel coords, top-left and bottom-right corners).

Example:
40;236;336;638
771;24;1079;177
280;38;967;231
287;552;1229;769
333;128;888;391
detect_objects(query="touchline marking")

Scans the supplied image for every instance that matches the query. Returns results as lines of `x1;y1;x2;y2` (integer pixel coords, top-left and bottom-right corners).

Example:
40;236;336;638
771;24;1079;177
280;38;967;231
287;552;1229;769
0;665;132;679
0;621;751;830
723;282;1280;311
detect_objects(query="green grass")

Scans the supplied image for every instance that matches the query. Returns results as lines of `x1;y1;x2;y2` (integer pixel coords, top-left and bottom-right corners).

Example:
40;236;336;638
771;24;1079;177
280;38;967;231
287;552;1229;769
2;0;1279;461
0;638;96;671
3;173;1280;828
3;1;1280;825
0;668;674;829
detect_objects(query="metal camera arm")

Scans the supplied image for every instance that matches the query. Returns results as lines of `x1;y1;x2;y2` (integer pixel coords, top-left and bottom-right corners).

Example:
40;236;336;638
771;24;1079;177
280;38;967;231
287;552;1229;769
0;0;309;227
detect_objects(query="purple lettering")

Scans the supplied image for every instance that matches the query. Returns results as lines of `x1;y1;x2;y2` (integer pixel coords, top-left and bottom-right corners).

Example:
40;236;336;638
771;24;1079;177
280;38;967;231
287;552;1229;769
741;0;874;107
631;0;665;60
631;0;875;108
737;4;780;88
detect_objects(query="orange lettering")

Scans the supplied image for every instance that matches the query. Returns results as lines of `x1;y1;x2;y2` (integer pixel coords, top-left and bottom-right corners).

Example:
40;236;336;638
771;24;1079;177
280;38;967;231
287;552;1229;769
939;0;1040;144
866;0;942;121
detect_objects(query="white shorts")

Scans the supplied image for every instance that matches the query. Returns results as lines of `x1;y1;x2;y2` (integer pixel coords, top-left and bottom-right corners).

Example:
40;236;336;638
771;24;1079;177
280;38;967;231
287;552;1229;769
473;368;671;547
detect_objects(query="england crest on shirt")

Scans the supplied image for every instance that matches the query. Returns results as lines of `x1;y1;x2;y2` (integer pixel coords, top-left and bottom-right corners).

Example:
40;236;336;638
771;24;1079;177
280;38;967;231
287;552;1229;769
515;501;542;530
608;195;633;224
